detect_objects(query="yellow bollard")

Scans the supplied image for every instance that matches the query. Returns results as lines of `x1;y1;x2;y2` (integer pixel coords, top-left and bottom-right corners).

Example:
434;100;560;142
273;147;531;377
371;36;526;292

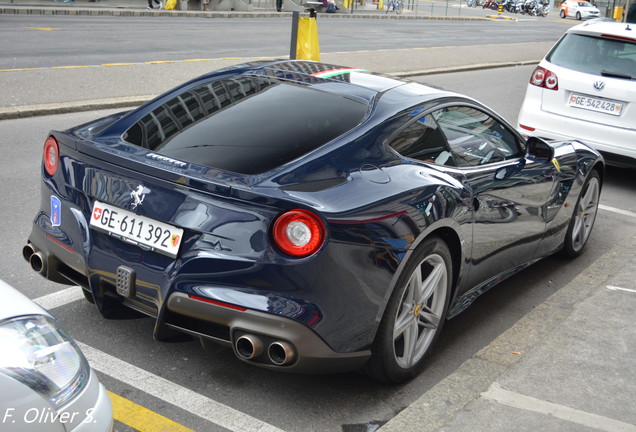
378;0;384;9
613;5;623;20
296;17;320;61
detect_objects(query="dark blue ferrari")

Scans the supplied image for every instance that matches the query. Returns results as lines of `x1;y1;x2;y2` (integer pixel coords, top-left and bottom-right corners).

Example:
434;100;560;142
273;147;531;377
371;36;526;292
24;60;603;383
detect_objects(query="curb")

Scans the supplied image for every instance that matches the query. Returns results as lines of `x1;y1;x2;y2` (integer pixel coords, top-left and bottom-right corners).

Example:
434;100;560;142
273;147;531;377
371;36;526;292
0;60;540;120
0;96;155;120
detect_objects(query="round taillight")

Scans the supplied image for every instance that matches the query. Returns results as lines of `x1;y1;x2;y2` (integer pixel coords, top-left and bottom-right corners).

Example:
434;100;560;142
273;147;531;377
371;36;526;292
545;73;558;90
531;67;546;86
272;209;326;258
43;137;60;176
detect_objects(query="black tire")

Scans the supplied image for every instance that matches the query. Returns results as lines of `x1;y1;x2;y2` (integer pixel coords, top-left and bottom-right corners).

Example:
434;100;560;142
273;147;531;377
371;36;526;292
560;170;601;258
395;1;404;13
560;8;565;17
576;11;581;19
363;237;452;383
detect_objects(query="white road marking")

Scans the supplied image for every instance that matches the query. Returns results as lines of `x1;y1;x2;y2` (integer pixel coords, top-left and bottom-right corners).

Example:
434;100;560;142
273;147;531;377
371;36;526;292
482;382;636;432
607;286;636;294
599;204;636;219
31;289;285;431
33;285;85;310
78;342;287;432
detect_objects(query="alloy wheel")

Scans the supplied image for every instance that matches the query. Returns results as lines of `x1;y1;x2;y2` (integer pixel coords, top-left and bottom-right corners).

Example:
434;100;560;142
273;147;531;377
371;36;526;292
392;254;448;369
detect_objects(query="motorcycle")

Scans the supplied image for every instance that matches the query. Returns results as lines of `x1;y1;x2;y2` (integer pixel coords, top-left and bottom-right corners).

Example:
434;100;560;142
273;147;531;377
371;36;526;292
520;0;536;14
536;2;550;15
502;0;516;12
467;0;480;7
482;0;499;9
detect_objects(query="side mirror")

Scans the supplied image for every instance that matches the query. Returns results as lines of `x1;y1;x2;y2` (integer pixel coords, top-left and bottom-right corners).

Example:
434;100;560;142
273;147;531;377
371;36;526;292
525;136;554;162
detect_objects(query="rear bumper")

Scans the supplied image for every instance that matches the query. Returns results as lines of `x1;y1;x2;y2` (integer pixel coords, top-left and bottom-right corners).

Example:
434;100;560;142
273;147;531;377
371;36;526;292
165;292;370;373
518;93;636;168
26;214;372;375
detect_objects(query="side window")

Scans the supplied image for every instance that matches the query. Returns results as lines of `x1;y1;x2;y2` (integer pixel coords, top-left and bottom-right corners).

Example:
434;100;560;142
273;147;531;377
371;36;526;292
388;113;455;166
432;106;522;167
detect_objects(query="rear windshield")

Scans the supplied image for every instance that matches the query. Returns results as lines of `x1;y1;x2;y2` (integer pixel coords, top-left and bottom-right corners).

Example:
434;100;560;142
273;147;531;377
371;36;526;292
547;33;636;78
123;75;367;175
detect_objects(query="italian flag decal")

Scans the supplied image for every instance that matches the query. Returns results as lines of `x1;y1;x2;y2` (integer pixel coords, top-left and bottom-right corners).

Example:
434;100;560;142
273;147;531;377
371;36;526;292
311;68;369;78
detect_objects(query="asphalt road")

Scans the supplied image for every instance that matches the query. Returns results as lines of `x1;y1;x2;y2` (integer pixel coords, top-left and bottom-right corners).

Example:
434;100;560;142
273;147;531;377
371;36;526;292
1;12;635;432
1;14;572;70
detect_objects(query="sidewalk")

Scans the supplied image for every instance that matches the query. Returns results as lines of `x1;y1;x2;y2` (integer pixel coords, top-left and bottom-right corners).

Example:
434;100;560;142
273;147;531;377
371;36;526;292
380;229;636;432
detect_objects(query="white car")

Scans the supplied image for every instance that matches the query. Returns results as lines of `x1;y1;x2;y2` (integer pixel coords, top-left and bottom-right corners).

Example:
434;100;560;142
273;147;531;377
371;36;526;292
518;21;636;168
0;280;113;432
559;0;600;19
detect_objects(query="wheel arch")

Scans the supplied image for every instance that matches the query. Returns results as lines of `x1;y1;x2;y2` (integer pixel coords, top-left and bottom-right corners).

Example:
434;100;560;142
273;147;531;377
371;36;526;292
373;223;465;330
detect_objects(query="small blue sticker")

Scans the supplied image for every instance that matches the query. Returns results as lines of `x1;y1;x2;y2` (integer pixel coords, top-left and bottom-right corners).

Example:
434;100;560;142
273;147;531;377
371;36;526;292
50;196;61;227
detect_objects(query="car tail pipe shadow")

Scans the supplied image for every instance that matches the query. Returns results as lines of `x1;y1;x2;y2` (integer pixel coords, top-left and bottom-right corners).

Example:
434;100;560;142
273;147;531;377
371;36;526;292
23;243;47;275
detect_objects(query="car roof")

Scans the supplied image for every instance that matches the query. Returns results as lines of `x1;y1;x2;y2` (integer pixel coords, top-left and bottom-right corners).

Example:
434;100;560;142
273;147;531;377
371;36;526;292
567;20;636;40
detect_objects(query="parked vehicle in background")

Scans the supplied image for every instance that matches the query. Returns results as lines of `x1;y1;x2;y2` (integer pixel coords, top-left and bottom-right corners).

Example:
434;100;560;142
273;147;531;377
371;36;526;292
518;21;636;168
0;280;113;432
559;0;600;19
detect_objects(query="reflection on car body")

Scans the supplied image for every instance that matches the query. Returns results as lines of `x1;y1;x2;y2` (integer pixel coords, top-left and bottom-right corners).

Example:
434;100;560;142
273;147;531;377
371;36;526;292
25;60;603;383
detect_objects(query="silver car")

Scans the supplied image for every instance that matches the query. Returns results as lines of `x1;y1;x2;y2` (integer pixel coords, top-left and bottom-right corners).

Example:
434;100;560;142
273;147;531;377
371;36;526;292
0;280;112;432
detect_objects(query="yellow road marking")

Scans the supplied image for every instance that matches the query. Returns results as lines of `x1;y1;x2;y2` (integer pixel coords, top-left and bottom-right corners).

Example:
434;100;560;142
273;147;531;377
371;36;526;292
52;65;90;69
23;26;60;31
102;62;137;67
108;391;196;432
146;60;175;64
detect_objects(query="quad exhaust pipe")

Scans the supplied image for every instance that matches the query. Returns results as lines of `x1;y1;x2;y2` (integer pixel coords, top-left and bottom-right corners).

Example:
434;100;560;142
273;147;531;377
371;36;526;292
235;334;264;360
234;334;296;366
23;243;47;275
268;341;296;366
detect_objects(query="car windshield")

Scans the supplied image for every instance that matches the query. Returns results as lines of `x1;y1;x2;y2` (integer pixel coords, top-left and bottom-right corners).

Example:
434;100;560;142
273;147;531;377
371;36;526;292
123;75;368;175
578;2;592;6
547;33;636;78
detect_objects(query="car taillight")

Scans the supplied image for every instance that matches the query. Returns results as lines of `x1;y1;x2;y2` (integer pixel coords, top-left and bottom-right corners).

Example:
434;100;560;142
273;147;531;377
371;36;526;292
43;137;60;176
530;66;558;90
272;209;326;257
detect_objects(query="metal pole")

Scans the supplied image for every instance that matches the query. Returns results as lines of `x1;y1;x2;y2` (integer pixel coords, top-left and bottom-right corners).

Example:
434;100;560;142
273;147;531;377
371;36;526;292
290;10;300;60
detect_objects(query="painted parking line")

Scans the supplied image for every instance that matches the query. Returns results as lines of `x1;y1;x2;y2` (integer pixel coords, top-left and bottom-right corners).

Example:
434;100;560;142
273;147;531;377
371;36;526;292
33;285;85;310
108;391;196;432
78;342;287;432
599;204;636;219
482;382;636;432
31;289;285;432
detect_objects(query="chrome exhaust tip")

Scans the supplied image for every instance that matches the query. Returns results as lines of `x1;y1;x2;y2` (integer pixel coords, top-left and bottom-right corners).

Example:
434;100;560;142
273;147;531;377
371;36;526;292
268;341;296;366
30;252;46;275
235;334;264;360
22;244;36;262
